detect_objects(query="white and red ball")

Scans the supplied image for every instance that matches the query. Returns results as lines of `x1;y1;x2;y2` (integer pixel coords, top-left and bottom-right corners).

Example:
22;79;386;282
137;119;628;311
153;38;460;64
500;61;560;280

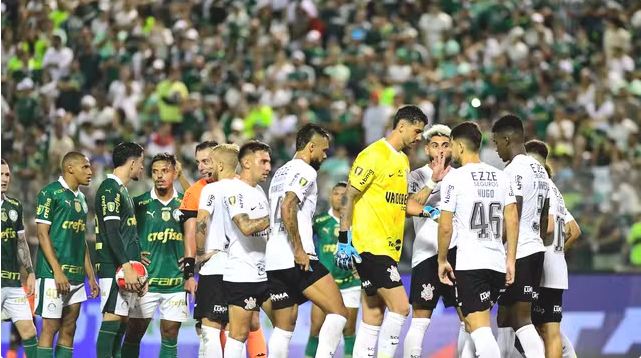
115;261;148;291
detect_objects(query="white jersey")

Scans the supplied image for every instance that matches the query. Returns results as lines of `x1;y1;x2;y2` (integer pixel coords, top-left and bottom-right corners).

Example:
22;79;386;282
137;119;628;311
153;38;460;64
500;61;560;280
198;179;234;275
541;179;571;289
407;165;457;267
504;154;549;259
266;159;318;271
222;179;270;283
440;162;516;273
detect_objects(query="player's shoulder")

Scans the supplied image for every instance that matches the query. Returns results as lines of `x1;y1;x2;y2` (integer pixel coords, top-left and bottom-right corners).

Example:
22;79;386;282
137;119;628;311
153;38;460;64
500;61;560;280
313;212;332;225
185;178;208;196
287;159;317;179
358;139;387;160
3;196;21;208
97;177;121;193
133;191;152;206
410;165;432;179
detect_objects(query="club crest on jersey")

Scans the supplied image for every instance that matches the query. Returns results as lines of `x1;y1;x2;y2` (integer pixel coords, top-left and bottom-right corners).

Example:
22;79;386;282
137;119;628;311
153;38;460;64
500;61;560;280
8;210;18;222
354;166;363;176
162;210;171;222
421;284;435;301
74;201;82;213
387;266;401;282
173;209;182;221
1;211;7;222
299;177;308;186
107;202;116;212
244;297;257;310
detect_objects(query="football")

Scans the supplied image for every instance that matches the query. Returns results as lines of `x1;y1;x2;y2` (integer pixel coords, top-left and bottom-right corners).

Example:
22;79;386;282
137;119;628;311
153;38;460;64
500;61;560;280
115;261;148;291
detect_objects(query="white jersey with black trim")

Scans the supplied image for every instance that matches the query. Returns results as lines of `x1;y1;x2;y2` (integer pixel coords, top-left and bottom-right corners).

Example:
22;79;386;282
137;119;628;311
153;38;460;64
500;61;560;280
541;179;570;289
407;165;457;267
266;159;318;271
440;162;516;273
197;179;234;275
503;154;549;259
222;178;270;283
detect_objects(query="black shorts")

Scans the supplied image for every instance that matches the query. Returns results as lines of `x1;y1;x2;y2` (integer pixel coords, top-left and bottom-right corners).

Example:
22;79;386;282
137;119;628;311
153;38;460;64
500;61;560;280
532;287;563;325
224;281;270;311
267;260;330;310
355;252;404;297
455;269;506;317
410;249;458;310
498;252;545;306
193;274;228;323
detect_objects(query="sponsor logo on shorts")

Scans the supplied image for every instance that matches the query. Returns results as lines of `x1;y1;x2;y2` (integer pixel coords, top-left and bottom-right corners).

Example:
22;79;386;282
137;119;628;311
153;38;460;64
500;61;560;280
213;305;227;313
421;284;435;301
47;303;57;312
479;290;490;302
524;286;533;294
553;305;562;314
244;297;257;310
532;291;539;300
362;280;372;288
387;266;401;282
270;292;289;302
533;305;545;314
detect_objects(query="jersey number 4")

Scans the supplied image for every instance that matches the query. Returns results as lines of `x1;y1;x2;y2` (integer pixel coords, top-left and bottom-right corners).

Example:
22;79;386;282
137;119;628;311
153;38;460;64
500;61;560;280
470;201;502;240
273;196;283;224
554;216;565;253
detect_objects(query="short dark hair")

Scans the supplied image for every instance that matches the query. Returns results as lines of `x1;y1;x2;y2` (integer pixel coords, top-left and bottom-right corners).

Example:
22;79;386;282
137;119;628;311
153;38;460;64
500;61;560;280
525;140;549;160
491;114;524;135
1;159;7;166
195;141;218;154
238;140;271;160
296;123;331;151
393;105;429;129
451;121;482;151
61;151;87;170
544;163;553;179
334;181;348;189
112;142;144;168
151;153;177;167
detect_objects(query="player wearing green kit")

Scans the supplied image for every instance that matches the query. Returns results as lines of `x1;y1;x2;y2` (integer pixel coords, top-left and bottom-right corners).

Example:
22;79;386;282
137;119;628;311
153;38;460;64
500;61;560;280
305;182;361;358
34;152;99;358
1;159;38;358
122;153;188;358
95;142;146;358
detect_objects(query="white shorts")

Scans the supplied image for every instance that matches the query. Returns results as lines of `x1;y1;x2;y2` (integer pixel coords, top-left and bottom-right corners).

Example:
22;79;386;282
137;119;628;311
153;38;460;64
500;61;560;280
100;278;136;317
130;291;189;322
1;287;33;322
340;286;361;309
34;278;87;319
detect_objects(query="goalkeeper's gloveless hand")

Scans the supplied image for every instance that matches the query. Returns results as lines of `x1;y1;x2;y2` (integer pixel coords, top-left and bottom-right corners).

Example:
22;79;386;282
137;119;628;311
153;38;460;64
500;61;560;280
335;230;362;270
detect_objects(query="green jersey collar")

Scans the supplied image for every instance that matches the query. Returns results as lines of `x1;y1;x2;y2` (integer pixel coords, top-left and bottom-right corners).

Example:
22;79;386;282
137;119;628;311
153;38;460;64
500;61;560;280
58;176;80;197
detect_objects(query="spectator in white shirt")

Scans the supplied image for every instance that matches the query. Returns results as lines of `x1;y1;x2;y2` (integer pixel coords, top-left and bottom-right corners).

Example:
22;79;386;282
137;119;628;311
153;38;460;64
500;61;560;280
42;33;73;82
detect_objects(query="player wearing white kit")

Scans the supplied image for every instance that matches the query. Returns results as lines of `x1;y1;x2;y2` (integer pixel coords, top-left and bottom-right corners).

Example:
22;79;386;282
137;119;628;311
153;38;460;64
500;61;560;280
195;144;241;358
438;121;520;358
405;125;471;358
492;114;548;358
220;141;273;358
266;124;348;358
526;140;581;358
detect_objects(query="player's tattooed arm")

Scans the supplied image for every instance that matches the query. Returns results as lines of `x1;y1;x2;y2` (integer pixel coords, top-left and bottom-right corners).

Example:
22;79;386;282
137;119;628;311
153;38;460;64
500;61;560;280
409;186;434;206
339;182;360;231
195;210;209;255
281;192;303;250
17;231;34;274
232;214;269;237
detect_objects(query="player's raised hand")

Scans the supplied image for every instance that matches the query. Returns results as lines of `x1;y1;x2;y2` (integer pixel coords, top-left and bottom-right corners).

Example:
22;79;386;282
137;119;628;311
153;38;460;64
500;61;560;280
54;270;71;296
505;259;515;286
88;277;100;299
25;273;36;296
295;247;311;271
438;260;455;286
431;153;451;182
141;251;151;266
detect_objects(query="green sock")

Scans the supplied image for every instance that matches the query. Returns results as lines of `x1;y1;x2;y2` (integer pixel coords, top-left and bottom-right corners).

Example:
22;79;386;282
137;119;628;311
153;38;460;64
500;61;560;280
112;322;127;358
36;347;53;358
344;335;356;358
55;345;74;358
96;321;121;358
22;337;38;358
159;338;178;358
304;335;319;358
121;341;141;358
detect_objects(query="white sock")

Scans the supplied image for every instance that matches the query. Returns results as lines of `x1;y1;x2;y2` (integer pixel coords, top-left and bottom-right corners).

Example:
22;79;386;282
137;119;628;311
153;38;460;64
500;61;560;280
317;313;347;358
201;326;223;358
516;324;545;358
223;337;245;358
198;329;205;358
403;318;430;358
498;327;516;357
471;326;501;358
353;322;381;358
378;312;407;358
561;331;576;358
457;322;476;358
268;327;293;358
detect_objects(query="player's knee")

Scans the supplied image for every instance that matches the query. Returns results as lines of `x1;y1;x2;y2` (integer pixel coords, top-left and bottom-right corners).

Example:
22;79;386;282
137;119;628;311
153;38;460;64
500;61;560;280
160;323;180;340
250;312;261;331
411;307;432;319
58;322;77;342
16;321;37;341
388;302;410;317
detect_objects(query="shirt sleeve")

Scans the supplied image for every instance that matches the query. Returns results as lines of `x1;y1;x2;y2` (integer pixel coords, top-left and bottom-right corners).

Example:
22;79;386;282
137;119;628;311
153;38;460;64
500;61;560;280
199;185;215;214
440;174;458;213
504;181;517;206
17;202;25;233
224;189;250;221
180;185;199;219
98;186;122;221
407;170;423;194
35;189;55;225
348;151;377;192
284;166;317;202
565;209;575;223
505;166;523;198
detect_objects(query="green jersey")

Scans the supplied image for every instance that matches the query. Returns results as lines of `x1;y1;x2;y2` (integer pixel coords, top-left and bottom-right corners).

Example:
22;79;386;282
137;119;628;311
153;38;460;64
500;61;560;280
1;196;25;287
95;174;140;278
35;178;89;284
134;189;184;293
313;211;360;290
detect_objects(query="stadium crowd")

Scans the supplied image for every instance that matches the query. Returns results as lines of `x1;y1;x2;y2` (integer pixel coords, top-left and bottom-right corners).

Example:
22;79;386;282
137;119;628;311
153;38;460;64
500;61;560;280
1;0;641;272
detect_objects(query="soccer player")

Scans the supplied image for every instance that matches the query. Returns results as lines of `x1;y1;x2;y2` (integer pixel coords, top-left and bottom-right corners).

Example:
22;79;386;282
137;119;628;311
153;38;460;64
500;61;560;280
221;141;273;358
404;125;472;358
121;153;188;358
437;121;519;358
492;114;549;358
526;140;580;358
95;142;147;358
267;124;347;358
335;105;428;358
34;152;99;358
1;159;38;358
305;181;361;358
